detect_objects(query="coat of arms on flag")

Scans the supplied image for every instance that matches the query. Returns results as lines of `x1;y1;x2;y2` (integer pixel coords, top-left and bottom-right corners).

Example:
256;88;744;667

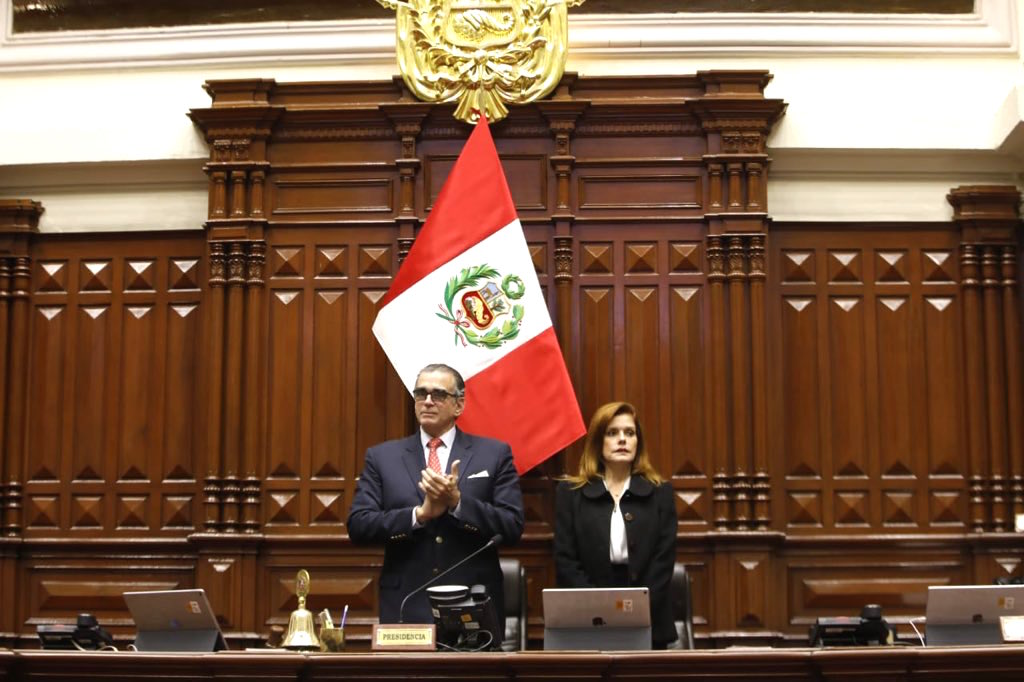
437;265;526;348
372;115;585;473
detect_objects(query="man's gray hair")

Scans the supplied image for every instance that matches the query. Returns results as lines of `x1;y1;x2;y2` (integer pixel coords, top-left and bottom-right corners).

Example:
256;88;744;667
418;363;466;397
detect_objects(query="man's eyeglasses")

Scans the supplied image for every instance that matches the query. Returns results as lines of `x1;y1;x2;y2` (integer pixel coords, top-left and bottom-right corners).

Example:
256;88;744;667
412;387;460;402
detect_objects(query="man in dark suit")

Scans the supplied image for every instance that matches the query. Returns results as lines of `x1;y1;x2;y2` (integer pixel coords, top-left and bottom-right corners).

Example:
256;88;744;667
347;363;524;625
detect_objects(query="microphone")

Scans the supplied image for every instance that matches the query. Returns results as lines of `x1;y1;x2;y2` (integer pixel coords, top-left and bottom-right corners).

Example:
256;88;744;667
398;534;503;624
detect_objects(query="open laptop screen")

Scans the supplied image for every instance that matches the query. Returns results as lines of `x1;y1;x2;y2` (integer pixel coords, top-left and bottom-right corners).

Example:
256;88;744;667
543;587;651;629
123;588;227;652
926;584;1024;645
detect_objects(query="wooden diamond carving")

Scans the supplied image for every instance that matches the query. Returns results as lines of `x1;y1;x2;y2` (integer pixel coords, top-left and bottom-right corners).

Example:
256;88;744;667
675;490;705;524
670;243;701;273
125;259;156;291
117;495;148;529
37;261;67;293
625;243;657;274
836;461;865;477
271;247;303;278
267;491;299;525
26;495;58;528
311;492;343;525
359;246;392;277
162;495;193;529
883;461;913;477
74;464;102;481
929;490;963;526
80;260;112;292
72;495;103;528
316;246;347;277
835;492;868;526
828;250;862;284
922;251;955;283
782;251;814;283
875;251;907;283
883;491;915;526
581;243;612;274
169;259;200;290
787;492;821;527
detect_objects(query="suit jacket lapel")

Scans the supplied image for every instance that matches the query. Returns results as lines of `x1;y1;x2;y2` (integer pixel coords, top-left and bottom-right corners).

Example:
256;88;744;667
451;428;475;485
401;434;425;501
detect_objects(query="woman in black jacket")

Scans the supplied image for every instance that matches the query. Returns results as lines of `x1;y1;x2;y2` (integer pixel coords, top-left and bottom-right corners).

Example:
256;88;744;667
554;401;678;648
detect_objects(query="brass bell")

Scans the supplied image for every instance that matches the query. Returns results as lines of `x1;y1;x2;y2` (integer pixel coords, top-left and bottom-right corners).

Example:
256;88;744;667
283;569;320;650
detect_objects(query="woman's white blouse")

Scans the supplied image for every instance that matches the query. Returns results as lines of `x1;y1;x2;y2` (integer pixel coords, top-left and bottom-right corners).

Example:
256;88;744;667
607;477;631;565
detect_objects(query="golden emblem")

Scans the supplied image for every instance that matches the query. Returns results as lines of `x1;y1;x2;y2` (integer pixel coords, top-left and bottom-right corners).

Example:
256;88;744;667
376;0;586;123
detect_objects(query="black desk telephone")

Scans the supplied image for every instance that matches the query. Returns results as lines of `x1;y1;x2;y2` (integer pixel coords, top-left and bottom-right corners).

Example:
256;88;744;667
809;604;892;646
38;613;114;650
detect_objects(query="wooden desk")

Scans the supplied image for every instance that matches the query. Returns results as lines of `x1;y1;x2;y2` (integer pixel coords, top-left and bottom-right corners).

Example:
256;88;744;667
2;646;1024;681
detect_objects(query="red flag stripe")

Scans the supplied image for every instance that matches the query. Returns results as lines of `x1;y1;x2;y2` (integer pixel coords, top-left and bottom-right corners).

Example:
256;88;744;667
460;327;585;474
380;120;516;308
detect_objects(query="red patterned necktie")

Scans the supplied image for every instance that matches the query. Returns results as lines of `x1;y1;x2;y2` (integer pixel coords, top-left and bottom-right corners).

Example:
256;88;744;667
427;437;442;474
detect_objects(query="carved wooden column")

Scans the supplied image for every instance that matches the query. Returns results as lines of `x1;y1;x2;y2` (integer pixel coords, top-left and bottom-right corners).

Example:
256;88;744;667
690;73;786;640
1003;245;1024;520
692;72;786;531
538;96;587;360
188;80;282;644
748;235;770;529
707;236;730;529
242;242;264;534
0;200;41;539
0;199;41;639
537;93;586;478
727;237;750;529
382;104;431;265
949;185;1023;533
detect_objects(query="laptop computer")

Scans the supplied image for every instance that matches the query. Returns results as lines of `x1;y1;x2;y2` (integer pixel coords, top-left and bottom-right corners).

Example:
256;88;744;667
542;587;651;650
123;588;227;652
926;584;1024;645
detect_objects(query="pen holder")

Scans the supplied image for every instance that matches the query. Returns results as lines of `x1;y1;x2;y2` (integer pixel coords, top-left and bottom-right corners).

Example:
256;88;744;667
320;627;345;652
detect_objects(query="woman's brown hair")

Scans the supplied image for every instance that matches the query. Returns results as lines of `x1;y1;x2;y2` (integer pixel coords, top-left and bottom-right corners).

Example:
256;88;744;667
565;401;664;487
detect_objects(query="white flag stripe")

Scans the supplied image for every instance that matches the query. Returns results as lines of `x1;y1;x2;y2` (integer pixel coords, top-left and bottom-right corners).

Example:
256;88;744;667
372;219;552;391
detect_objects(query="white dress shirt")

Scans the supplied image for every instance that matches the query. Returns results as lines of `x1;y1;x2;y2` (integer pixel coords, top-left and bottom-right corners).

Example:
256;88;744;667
607;477;630;565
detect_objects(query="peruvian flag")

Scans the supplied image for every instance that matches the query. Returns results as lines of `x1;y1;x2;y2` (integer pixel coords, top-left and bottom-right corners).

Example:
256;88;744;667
372;116;585;473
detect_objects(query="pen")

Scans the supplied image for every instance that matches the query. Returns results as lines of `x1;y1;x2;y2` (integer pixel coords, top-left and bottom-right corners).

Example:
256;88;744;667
340;604;349;629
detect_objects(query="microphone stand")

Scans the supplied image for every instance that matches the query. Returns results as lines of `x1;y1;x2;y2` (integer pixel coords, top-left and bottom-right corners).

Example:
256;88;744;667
398;534;503;624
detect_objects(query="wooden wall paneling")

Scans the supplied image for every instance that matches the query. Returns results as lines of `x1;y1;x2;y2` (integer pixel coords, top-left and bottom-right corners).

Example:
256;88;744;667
784;541;967;638
770;227;966;535
669;272;709;529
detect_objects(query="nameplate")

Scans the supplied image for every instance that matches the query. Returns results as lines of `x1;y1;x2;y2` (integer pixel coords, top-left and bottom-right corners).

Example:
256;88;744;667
371;623;436;651
1000;615;1024;643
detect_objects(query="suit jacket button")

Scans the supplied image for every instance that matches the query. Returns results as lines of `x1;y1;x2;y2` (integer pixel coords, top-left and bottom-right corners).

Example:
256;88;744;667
435;535;444;544
624;512;634;522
